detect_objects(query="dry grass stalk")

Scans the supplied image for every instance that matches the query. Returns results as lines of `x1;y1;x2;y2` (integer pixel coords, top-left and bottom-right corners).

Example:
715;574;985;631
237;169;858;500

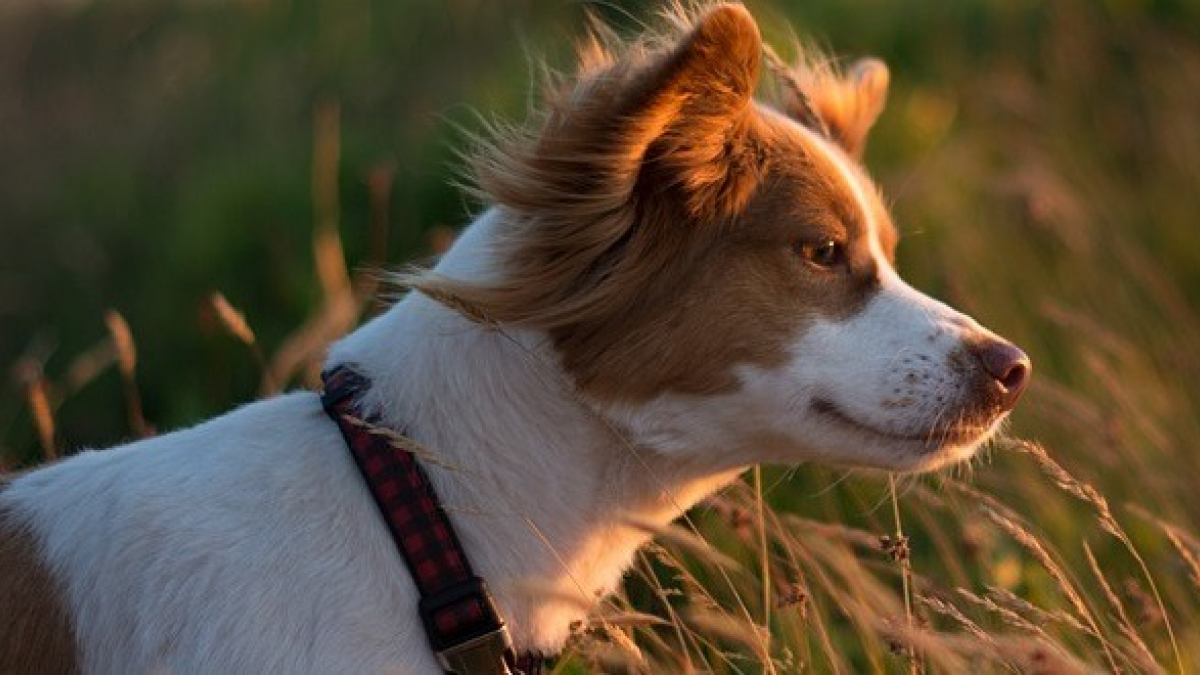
338;414;462;473
314;228;353;305
267;292;359;393
210;293;276;393
596;622;645;668
312;99;351;302
788;531;913;664
1012;440;1182;673
591;609;672;630
620;517;743;573
1127;504;1200;596
391;275;500;330
887;475;921;674
211;293;256;346
868;614;969;673
104;309;136;378
1160;526;1200;594
267;100;362;392
632;545;759;673
1010;441;1121;538
599;600;695;675
955;587;1053;640
628;551;699;673
640;535;705;595
945;589;1106;672
777;513;880;551
769;536;855;671
25;377;56;460
62;340;117;395
623;492;773;672
752;466;772;638
917;593;994;647
708;486;850;669
987;636;1093;675
680;608;771;663
570;639;647;674
104;310;150;438
980;506;1119;671
365;161;396;266
1082;542;1163;673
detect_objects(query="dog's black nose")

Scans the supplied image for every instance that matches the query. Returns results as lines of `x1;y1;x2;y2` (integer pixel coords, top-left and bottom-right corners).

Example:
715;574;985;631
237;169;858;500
972;340;1031;410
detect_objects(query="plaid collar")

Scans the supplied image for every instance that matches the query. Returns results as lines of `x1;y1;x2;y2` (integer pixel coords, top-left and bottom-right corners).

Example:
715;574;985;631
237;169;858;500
321;365;546;675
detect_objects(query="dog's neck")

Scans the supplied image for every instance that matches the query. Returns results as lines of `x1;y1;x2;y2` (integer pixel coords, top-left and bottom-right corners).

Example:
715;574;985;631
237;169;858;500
327;209;745;654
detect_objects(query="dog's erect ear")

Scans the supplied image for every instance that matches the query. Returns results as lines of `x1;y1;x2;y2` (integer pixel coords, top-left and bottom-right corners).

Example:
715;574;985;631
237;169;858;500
619;4;763;216
783;57;889;158
473;5;762;223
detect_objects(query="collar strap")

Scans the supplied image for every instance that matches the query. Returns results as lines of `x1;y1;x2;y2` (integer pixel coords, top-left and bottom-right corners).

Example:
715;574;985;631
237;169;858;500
321;365;544;674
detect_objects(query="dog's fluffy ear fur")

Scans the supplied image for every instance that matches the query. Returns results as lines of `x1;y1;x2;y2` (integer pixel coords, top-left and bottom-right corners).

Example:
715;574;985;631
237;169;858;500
621;4;763;216
782;57;889;158
478;4;765;222
402;5;767;331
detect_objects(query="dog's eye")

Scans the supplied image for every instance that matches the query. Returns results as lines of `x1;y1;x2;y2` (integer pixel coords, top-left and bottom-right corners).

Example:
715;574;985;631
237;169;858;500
794;239;845;268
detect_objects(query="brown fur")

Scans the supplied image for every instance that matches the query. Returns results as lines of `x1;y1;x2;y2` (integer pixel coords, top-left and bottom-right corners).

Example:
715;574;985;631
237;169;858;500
779;55;890;159
402;3;896;402
0;485;80;674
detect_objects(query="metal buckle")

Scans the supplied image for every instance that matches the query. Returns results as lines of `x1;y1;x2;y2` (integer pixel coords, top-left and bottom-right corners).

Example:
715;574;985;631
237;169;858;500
435;625;516;675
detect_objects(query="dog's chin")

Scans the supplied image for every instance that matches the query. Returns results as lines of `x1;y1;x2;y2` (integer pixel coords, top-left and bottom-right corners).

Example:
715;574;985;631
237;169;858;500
890;435;990;473
810;398;1003;473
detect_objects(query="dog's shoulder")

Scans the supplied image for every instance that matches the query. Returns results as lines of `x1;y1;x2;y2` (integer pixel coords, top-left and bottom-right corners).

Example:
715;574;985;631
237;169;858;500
2;392;434;673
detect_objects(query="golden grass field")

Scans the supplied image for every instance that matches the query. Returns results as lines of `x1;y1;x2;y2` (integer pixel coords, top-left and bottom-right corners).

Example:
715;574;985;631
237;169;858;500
4;1;1200;672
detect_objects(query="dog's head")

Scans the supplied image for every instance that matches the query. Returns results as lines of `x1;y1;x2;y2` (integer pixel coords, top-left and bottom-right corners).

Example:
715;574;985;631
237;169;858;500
418;3;1030;472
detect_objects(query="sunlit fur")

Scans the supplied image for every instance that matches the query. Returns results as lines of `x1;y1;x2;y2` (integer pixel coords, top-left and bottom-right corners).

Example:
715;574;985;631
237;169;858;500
0;4;1028;673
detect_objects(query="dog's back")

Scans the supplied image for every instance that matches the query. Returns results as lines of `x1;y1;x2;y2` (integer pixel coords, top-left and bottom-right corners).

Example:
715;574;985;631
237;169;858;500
0;393;438;673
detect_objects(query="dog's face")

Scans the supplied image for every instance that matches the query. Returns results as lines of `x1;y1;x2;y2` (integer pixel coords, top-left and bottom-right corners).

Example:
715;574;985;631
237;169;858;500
434;4;1029;472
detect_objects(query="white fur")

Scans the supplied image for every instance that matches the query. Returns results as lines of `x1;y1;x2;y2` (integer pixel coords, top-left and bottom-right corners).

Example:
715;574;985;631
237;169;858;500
0;65;1015;675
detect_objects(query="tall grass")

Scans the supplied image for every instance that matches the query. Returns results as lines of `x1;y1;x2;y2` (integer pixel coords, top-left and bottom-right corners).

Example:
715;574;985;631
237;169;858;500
5;1;1200;671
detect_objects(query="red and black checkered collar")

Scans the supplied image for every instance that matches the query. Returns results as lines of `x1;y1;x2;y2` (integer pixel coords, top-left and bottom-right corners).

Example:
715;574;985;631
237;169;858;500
321;364;546;675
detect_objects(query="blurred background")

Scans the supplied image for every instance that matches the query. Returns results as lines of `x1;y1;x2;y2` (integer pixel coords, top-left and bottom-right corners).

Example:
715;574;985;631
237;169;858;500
4;0;1200;669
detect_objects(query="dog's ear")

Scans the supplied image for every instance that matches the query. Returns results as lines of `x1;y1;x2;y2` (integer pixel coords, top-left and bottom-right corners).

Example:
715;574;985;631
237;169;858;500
618;4;763;216
783;57;889;158
472;5;762;222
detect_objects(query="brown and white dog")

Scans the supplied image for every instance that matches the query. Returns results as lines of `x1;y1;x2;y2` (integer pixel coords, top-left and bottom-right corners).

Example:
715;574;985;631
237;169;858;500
0;4;1029;673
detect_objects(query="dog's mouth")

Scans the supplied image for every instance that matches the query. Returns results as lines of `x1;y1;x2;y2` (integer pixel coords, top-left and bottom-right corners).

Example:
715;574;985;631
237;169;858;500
811;397;997;450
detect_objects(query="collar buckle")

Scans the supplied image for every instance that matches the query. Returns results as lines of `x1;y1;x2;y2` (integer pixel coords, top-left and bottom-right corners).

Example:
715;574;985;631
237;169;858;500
435;625;517;675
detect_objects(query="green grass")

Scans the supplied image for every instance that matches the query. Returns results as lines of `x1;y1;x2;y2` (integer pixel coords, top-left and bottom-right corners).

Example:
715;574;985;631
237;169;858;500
5;1;1200;671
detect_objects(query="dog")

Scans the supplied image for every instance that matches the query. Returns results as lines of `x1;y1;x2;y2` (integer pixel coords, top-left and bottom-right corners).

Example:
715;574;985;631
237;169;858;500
1;4;1030;673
